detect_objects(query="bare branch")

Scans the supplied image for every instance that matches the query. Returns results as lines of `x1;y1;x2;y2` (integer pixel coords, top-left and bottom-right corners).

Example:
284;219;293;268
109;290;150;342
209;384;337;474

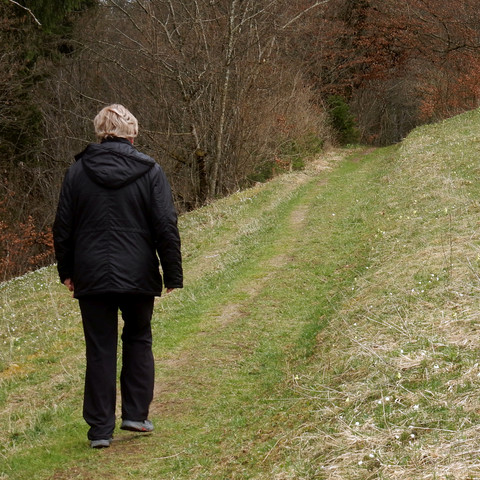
106;0;143;33
8;0;41;26
281;0;330;30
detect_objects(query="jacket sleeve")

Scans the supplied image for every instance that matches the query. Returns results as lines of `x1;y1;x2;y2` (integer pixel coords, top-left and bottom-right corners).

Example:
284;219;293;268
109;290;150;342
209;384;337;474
150;165;183;289
52;170;75;284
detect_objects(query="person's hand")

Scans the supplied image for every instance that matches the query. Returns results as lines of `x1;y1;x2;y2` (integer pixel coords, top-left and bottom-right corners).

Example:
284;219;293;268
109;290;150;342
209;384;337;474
64;278;74;293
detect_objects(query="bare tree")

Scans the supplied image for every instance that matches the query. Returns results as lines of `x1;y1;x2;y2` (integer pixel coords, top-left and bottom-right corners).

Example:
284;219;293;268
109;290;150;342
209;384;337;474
58;0;330;207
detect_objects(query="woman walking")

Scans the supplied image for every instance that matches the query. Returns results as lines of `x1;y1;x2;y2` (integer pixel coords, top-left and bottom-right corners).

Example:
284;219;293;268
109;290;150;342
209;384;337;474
53;104;183;448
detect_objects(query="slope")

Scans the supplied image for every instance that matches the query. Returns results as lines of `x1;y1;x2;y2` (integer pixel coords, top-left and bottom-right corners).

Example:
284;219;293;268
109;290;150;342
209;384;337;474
2;108;480;479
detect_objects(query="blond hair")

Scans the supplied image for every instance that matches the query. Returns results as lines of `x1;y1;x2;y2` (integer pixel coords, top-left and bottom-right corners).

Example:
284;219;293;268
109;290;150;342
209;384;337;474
93;104;138;140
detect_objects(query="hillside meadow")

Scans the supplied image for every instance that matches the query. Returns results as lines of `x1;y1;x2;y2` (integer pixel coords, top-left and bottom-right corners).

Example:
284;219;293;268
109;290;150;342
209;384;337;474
3;109;480;478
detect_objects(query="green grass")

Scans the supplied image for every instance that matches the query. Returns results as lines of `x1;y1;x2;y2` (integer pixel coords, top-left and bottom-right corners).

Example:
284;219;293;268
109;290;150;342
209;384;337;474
3;109;480;478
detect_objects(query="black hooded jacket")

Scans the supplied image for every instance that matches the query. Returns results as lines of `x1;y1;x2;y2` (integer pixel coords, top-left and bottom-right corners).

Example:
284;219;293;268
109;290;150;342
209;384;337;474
53;137;183;298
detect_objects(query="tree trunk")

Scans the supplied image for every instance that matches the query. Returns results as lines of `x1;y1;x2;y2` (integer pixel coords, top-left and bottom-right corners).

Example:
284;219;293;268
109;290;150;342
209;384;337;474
210;0;238;197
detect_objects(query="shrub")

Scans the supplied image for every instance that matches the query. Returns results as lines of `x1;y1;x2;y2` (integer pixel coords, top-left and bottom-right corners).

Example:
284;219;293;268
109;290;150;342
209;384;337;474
0;197;54;282
327;95;360;144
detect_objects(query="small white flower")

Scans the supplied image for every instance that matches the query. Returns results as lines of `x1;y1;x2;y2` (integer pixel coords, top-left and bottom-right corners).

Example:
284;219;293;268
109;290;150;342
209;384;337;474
413;405;419;410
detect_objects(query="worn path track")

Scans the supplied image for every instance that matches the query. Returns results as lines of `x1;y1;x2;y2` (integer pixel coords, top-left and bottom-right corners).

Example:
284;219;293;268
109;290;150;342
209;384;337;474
49;155;342;479
5;149;369;480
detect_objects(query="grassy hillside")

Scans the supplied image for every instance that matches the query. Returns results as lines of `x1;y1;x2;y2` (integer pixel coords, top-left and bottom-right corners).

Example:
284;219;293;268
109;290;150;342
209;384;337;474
2;109;480;479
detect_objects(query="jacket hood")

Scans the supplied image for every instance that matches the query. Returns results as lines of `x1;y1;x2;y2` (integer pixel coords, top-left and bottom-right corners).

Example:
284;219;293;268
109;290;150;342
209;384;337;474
76;138;155;189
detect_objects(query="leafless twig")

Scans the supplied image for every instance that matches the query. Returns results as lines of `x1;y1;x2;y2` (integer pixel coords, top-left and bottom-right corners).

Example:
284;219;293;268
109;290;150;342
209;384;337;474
8;0;42;26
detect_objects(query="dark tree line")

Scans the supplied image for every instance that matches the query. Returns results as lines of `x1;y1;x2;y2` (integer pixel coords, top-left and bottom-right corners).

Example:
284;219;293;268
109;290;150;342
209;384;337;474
0;0;96;279
296;0;480;144
2;0;480;280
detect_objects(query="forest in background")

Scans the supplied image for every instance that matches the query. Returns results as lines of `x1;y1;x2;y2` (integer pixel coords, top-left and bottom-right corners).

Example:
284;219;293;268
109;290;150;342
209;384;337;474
2;0;480;281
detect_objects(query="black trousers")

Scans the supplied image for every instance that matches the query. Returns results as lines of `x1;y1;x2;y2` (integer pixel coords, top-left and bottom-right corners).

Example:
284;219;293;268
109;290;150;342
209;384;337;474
78;294;155;440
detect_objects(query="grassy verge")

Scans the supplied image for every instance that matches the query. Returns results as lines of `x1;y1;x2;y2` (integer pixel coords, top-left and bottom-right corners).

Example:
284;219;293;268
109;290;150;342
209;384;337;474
276;111;480;479
3;108;480;479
